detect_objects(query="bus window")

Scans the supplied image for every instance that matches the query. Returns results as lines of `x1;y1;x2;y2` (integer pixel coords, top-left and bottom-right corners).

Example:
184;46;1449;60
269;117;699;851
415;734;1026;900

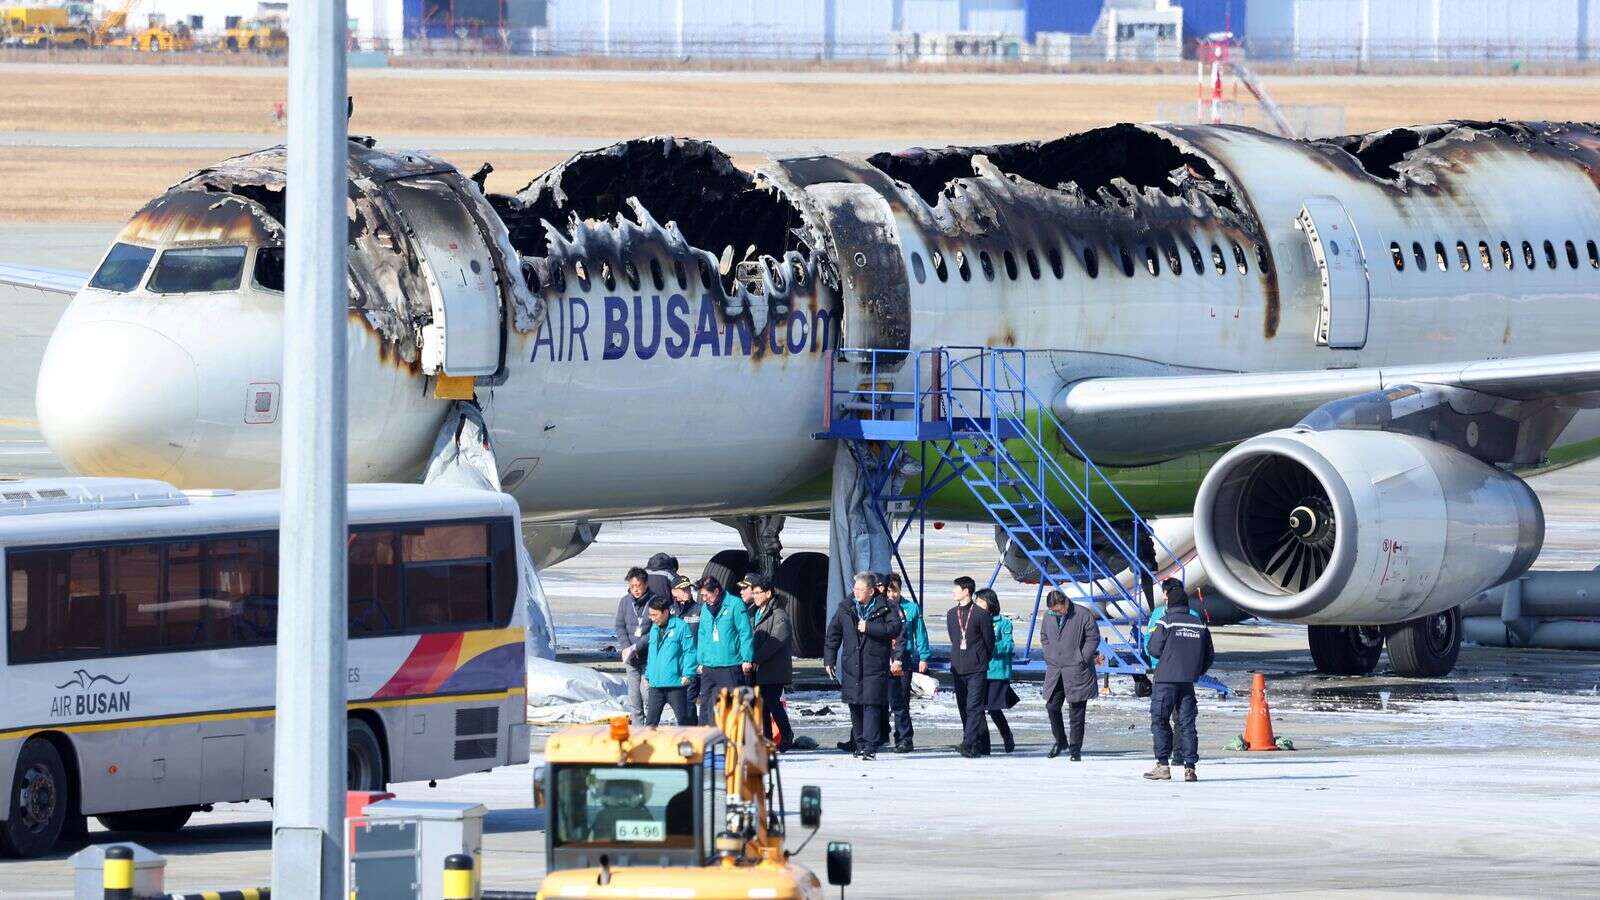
491;520;518;627
163;541;208;647
108;544;162;652
349;530;400;636
148;245;248;294
88;242;156;293
210;537;264;642
402;523;491;628
7;548;108;662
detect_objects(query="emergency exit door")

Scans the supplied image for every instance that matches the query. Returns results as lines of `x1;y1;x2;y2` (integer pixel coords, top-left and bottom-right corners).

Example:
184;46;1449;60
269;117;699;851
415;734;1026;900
389;176;503;377
801;182;910;355
1298;196;1370;350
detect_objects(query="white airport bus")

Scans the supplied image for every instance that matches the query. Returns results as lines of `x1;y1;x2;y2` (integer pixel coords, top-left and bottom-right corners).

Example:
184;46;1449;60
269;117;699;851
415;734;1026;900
0;478;530;858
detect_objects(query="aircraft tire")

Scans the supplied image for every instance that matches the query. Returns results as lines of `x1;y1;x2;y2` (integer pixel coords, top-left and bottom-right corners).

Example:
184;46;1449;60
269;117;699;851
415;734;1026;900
1385;607;1462;678
97;806;193;834
1306;624;1382;675
701;549;750;596
776;551;830;658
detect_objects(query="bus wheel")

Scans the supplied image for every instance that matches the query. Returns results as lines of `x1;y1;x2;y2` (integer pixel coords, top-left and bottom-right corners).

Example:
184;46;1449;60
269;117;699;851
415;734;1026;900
97;806;193;833
347;719;386;792
1;738;71;858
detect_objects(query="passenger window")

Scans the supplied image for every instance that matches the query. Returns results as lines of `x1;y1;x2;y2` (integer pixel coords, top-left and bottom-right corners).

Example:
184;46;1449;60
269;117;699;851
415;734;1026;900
978;250;995;281
1477;241;1492;271
209;537;263;643
1255;243;1270;274
1522;241;1536;269
1390;242;1405;271
349;530;401;636
1117;243;1135;277
1500;240;1514;269
1589;240;1600;269
163;542;215;647
1230;241;1249;274
1081;246;1098;278
1162;238;1183;275
108;544;163;652
1046;246;1063;279
89;242;157;293
931;250;948;282
1142;244;1160;276
1024;248;1041;279
1566;240;1579;269
5;548;107;662
672;259;687;290
1543;240;1557;269
1412;241;1427;271
253;247;284;292
649;258;665;291
1210;243;1226;275
956;250;972;282
1455;241;1470;271
1432;241;1448;272
621;256;640;290
1002;249;1019;280
401;524;491;628
910;252;926;284
148;245;247;294
1184;238;1204;274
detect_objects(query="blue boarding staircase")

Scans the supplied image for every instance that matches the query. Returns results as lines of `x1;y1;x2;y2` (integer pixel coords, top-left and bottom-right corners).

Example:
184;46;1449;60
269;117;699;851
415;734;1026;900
817;346;1176;677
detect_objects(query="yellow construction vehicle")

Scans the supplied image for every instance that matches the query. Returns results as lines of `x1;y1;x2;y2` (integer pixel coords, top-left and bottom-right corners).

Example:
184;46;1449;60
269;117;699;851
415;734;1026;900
3;5;94;50
534;688;852;899
219;16;286;52
126;21;191;51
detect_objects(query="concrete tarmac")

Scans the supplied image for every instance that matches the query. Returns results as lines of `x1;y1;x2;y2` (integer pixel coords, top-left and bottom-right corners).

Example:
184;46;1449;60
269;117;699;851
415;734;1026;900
3;223;1600;896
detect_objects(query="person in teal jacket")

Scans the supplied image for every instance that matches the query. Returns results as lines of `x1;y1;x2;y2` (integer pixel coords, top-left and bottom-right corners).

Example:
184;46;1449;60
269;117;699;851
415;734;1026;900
643;597;697;726
975;588;1016;754
695;575;754;726
884;573;931;753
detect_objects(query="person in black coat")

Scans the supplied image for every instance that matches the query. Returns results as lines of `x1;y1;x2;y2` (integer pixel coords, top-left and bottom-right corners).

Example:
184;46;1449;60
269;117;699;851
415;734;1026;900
1144;579;1216;783
945;576;994;758
824;571;899;759
747;573;794;750
1040;589;1101;761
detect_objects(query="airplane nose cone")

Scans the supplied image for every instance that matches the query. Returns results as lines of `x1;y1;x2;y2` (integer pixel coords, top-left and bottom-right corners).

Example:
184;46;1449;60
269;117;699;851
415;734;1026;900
36;320;200;481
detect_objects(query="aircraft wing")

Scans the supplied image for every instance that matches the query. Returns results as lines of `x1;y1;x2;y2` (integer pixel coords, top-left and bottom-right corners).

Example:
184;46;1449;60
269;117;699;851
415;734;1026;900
0;263;87;295
1054;351;1600;465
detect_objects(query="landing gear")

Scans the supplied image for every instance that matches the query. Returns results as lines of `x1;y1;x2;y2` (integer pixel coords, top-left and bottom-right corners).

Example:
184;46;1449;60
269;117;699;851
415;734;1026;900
701;549;750;593
776;551;830;658
1386;607;1462;677
1308;624;1384;675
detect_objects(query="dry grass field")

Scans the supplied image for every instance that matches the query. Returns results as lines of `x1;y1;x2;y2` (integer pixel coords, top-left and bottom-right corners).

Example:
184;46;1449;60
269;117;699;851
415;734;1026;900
5;66;1600;222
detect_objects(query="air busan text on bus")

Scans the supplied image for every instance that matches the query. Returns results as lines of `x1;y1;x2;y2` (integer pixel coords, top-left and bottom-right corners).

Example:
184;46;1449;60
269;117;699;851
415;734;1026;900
7;119;1600;681
0;479;529;857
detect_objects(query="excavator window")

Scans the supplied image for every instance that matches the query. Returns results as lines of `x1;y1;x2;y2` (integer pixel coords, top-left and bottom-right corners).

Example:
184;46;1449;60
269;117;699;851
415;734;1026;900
551;765;695;850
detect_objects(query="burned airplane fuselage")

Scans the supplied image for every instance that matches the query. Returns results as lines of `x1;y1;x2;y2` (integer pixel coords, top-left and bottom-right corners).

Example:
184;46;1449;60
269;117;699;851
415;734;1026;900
36;120;1600;524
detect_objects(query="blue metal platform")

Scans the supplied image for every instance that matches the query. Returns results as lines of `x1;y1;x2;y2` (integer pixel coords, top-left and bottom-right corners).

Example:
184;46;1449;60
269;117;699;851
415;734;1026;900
817;347;1179;677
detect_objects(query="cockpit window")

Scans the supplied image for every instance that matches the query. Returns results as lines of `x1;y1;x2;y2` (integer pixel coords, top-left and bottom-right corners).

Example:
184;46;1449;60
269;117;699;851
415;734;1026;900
88;243;156;293
148;246;247;294
254;247;284;292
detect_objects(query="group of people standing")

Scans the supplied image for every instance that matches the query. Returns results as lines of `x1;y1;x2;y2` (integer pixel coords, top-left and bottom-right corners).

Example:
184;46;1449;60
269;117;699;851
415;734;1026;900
619;553;1218;779
613;553;795;749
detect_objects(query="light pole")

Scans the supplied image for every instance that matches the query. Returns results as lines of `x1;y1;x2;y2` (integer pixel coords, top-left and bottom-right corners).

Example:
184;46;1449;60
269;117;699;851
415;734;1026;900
271;1;349;897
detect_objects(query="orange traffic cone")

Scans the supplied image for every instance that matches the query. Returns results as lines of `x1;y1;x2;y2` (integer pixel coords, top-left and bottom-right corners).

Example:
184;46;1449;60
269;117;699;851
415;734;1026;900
1243;672;1279;751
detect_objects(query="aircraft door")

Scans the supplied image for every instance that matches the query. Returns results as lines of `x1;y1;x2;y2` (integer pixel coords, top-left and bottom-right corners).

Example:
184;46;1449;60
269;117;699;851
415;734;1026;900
1298;196;1370;350
388;176;503;377
801;183;910;356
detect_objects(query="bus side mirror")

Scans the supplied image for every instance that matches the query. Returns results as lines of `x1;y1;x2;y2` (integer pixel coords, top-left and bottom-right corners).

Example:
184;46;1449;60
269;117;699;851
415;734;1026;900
533;766;546;809
826;841;852;887
799;785;822;829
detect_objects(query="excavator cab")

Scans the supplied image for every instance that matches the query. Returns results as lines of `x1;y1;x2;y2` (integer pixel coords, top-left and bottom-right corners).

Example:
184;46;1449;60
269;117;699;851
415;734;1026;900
534;691;850;899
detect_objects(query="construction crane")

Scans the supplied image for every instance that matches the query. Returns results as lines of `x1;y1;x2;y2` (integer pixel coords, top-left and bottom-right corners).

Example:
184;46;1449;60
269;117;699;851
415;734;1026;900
534;688;852;899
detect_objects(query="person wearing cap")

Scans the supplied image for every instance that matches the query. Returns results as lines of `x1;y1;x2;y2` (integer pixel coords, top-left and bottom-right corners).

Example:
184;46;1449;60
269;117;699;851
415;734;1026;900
643;596;698;726
613;566;658;724
695;575;754;727
746;573;795;750
645;552;681;607
1144;579;1215;783
669;574;702;725
824;571;898;759
883;573;928;753
1041;589;1101;761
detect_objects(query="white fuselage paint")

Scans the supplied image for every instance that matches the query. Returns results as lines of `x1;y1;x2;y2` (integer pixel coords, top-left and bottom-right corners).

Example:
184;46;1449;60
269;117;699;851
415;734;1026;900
33;126;1600;526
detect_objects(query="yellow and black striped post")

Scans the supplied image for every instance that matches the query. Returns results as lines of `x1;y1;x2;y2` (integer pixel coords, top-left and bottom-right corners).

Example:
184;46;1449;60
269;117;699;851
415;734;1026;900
102;845;134;900
442;853;474;900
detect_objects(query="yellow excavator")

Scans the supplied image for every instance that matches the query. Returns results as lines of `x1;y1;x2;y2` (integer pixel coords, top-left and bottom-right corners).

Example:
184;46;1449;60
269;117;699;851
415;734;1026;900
534;688;852;899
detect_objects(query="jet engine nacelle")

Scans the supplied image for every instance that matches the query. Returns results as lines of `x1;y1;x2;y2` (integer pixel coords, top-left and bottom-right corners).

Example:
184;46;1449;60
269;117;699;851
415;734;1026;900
1193;428;1543;625
524;521;603;569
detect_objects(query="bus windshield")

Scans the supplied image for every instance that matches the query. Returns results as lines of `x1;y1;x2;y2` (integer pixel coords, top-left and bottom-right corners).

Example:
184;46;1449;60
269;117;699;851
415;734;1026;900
551;765;695;849
87;242;156;293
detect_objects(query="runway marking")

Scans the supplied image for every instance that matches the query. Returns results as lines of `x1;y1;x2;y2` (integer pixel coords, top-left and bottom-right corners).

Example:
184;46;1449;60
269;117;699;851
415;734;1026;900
0;440;47;456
